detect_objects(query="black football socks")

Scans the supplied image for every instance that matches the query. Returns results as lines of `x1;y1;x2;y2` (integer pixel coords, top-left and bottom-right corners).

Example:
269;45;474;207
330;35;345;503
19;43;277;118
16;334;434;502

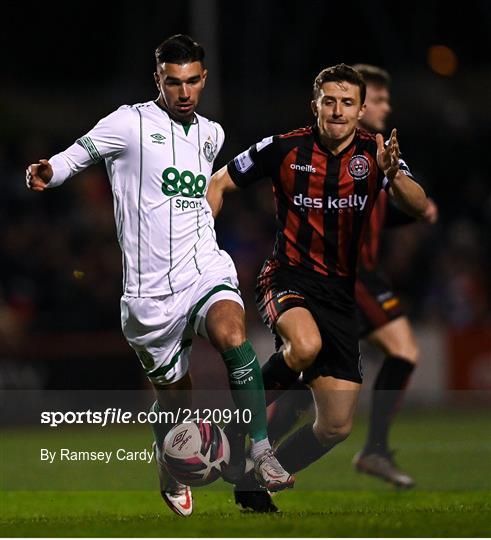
261;351;301;405
274;423;329;473
267;380;314;444
364;355;415;455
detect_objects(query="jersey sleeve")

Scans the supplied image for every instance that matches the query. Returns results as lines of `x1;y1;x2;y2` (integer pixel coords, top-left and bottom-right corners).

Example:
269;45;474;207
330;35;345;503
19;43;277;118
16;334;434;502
226;135;277;188
397;157;415;180
47;106;133;188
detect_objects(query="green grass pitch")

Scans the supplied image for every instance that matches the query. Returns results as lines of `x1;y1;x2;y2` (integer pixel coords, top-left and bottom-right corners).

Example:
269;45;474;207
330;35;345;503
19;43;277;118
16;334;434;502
1;409;490;537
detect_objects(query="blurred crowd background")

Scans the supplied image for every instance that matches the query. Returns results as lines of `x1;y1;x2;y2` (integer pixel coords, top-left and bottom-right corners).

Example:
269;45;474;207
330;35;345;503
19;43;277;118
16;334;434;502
0;0;489;397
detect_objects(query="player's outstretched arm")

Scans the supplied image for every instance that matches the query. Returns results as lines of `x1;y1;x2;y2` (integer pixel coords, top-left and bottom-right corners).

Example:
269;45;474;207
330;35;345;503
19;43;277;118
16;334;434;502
376;129;428;219
26;107;132;194
423;197;439;224
207;166;239;218
25;159;53;192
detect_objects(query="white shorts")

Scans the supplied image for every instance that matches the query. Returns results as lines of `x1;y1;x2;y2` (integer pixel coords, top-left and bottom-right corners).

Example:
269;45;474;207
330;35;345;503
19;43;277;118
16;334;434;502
120;255;243;385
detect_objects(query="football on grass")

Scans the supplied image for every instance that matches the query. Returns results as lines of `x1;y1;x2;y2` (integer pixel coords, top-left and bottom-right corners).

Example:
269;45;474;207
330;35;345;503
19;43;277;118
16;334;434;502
163;420;230;486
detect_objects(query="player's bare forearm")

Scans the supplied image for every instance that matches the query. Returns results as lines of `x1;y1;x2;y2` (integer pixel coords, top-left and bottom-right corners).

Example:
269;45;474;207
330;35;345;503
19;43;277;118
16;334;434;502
206;186;224;219
207;166;239;218
388;172;428;219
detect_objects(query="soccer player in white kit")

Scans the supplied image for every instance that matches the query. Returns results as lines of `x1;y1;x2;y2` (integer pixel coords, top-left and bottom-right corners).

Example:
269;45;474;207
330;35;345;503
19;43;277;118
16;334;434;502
26;34;294;516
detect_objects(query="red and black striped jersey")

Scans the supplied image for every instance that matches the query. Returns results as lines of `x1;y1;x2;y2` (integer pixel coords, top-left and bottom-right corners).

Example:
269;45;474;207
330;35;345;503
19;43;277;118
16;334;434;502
359;174;418;272
227;125;395;279
359;190;388;272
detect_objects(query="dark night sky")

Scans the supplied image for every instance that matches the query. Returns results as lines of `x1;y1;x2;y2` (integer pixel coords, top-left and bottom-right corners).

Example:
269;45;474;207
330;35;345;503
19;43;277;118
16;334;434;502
0;0;489;357
3;1;490;87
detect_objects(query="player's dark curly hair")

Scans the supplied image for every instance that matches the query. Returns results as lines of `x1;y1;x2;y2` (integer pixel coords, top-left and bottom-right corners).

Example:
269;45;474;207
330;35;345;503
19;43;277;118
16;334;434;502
155;34;205;66
313;64;366;103
352;64;391;87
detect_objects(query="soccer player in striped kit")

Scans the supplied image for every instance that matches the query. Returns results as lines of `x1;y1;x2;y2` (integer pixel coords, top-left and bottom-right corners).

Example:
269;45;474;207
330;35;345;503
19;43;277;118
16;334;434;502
208;64;429;511
25;34;293;517
265;65;439;494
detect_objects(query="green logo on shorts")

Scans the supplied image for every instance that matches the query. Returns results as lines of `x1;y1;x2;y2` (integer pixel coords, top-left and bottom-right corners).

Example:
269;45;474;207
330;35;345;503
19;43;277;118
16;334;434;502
162;167;206;198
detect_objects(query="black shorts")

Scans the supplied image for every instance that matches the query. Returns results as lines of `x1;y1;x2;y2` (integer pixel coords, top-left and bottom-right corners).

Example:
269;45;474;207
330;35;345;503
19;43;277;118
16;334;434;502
355;266;405;338
256;259;362;384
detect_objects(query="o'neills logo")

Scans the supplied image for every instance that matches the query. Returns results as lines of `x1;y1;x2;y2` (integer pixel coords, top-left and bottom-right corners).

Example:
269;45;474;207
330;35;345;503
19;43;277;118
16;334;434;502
290;163;316;173
294;193;368;210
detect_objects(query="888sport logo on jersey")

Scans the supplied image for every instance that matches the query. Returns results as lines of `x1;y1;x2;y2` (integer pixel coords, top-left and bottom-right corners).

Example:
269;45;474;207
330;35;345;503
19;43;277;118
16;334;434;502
161;167;206;198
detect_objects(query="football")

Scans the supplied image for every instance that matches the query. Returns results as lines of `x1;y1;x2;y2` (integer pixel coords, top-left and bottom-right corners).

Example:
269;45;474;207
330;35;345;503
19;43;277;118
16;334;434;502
162;420;230;486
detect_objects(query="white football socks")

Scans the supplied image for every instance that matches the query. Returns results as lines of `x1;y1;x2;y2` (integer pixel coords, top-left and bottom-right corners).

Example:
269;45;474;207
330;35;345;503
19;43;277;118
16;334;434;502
250;437;272;460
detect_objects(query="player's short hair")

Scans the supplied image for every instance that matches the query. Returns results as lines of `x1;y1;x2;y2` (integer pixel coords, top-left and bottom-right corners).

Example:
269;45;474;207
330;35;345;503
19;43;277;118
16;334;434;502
313;64;366;104
352;64;391;87
155;34;205;67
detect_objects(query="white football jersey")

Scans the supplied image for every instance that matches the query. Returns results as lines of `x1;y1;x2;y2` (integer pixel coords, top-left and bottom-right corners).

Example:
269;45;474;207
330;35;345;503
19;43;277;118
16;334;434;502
48;100;230;296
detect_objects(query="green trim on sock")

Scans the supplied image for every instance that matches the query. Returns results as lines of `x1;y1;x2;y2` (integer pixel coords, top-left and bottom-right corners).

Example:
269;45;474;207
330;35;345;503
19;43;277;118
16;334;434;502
222;340;258;365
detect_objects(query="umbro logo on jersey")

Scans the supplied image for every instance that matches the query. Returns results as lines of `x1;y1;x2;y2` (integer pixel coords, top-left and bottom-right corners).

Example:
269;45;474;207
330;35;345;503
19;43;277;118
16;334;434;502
151;133;166;144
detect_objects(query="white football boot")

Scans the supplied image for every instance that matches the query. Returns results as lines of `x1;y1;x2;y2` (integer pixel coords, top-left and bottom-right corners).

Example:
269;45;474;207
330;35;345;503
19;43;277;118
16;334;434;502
353;449;415;489
152;442;193;517
253;449;295;492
